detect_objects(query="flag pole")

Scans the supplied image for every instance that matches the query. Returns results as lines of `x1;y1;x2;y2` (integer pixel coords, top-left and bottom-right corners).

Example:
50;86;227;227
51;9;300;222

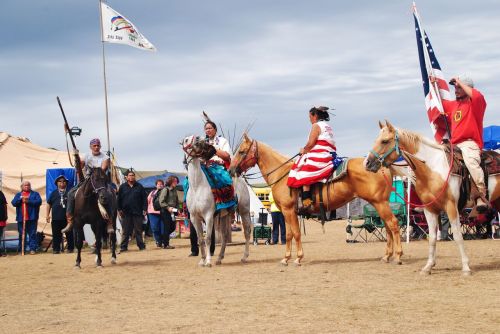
413;2;451;139
98;0;112;156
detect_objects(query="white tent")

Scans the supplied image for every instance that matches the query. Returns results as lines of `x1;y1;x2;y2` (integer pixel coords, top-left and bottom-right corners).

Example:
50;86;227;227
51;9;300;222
0;132;72;227
246;184;272;225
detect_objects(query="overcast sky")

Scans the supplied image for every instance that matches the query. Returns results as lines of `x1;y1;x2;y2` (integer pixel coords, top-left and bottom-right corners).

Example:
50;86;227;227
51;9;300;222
1;0;499;173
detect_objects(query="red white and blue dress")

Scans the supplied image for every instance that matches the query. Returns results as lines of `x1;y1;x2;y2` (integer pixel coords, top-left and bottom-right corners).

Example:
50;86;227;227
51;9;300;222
287;121;336;188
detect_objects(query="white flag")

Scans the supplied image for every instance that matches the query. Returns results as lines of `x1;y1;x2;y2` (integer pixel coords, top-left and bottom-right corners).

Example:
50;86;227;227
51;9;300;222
100;2;156;52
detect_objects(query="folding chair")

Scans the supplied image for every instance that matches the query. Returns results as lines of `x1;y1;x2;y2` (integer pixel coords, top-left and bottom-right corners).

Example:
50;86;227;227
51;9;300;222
409;209;428;239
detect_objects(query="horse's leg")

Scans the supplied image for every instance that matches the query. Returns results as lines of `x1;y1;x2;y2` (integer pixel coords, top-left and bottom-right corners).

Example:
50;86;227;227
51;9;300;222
240;211;251;263
216;215;228;265
75;224;84;269
420;209;439;275
204;215;214;267
446;203;471;275
192;218;206;266
374;203;402;264
280;209;295;266
93;223;103;268
110;219;117;264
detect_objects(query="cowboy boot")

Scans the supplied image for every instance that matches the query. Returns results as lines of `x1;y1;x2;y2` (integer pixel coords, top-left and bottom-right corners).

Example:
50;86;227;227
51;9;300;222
476;186;490;213
61;214;73;233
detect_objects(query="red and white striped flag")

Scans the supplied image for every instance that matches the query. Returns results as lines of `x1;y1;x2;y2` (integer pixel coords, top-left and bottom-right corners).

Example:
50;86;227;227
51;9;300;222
413;3;451;142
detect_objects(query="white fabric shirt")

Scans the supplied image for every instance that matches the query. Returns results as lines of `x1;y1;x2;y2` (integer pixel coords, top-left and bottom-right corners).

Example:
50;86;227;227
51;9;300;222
207;136;231;165
83;152;109;175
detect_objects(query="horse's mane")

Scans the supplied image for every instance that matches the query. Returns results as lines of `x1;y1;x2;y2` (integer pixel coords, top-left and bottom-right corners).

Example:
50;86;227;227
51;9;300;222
257;140;294;165
397;128;444;151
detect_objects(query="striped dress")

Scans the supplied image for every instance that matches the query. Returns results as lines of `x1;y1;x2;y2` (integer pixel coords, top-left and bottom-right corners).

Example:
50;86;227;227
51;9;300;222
287;121;336;188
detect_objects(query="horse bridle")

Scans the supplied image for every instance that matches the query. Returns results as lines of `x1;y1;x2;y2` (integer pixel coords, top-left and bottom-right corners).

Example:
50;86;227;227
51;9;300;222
89;170;106;194
370;130;403;168
234;139;259;174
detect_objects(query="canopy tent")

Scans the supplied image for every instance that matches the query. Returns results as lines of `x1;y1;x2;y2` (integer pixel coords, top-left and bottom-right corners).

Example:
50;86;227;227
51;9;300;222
483;125;500;150
136;171;186;189
0;132;73;226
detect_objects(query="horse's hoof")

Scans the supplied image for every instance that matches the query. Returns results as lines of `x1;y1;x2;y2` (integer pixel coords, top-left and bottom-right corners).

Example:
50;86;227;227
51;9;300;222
74;265;81;270
205;262;212;268
215;260;222;265
293;260;302;267
462;270;472;277
420;269;431;276
96;264;103;269
111;258;117;265
241;258;248;263
280;259;288;266
380;256;390;263
393;259;403;265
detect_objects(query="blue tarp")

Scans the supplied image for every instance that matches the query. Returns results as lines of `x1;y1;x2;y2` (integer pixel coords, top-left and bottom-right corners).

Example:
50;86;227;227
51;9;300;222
483;125;500;150
137;172;186;189
46;168;77;199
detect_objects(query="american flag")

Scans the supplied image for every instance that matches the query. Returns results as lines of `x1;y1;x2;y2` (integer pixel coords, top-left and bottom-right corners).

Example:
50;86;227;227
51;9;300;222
413;4;451;142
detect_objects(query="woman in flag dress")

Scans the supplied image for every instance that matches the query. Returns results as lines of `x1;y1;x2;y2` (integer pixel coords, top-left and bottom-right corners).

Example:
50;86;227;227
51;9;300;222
287;106;336;208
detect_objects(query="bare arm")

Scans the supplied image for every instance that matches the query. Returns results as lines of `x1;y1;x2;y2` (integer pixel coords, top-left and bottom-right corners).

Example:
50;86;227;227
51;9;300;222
451;77;473;98
301;124;321;155
46;204;52;223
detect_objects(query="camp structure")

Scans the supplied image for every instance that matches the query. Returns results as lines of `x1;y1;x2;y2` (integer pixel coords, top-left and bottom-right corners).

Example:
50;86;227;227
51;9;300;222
0;131;74;229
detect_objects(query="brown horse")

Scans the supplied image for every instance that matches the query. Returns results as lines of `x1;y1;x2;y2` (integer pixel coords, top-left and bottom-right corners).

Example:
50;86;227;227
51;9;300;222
365;121;500;275
73;167;117;268
229;133;403;265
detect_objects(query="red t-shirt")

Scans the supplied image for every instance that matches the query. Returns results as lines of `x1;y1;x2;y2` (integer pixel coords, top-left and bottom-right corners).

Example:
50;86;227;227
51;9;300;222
443;88;486;148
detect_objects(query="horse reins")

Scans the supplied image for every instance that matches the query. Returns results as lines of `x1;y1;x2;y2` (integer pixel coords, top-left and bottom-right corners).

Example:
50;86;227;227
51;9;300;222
375;129;455;208
236;139;299;182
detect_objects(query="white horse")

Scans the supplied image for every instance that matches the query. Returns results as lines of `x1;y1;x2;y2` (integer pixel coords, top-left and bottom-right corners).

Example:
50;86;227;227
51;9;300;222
365;121;500;276
182;135;251;267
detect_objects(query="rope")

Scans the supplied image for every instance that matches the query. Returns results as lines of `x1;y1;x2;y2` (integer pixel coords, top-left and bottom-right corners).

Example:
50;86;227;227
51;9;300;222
383;145;454;208
244;153;299;179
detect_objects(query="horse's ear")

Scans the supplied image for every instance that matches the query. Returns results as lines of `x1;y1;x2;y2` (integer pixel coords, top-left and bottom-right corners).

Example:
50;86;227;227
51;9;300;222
385;120;395;132
378;120;384;129
243;132;250;142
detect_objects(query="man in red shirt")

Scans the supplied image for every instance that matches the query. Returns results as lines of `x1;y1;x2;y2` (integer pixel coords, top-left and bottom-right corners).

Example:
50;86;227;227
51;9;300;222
442;75;488;210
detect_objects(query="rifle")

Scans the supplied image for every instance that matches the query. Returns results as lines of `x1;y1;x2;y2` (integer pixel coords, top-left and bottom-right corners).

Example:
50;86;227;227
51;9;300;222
57;97;85;181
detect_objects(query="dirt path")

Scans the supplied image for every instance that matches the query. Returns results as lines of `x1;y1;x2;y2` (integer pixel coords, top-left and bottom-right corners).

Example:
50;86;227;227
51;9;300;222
1;220;499;334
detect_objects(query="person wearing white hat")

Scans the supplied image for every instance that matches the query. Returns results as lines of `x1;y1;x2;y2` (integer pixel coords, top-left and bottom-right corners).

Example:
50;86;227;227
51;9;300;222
443;75;488;211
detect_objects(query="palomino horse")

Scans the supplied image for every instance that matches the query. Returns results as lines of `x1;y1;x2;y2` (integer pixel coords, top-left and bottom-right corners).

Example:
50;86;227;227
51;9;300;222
229;133;403;265
182;135;251;267
365;121;500;275
73;167;117;268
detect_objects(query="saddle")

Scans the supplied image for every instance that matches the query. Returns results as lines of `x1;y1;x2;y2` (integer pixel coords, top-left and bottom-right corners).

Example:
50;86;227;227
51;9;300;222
444;143;499;210
294;158;351;221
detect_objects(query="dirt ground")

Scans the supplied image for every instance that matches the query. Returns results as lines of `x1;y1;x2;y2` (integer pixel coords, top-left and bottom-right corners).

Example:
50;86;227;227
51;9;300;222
1;220;499;334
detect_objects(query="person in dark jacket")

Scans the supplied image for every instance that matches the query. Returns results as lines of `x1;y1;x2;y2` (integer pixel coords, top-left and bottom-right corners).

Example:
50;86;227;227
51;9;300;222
46;175;74;254
159;175;179;249
117;170;147;251
11;181;42;254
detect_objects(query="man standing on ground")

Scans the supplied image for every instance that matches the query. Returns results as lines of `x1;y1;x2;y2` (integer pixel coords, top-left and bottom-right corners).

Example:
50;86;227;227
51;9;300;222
11;181;42;254
118;170;147;252
46;175;74;254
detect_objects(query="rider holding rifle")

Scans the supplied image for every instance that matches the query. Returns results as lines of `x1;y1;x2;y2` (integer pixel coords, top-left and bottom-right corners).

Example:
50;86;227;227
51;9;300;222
62;138;113;233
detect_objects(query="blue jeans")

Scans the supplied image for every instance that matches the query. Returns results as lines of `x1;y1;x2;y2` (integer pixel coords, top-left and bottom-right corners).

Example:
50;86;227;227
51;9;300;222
148;213;162;244
271;212;286;244
17;220;38;251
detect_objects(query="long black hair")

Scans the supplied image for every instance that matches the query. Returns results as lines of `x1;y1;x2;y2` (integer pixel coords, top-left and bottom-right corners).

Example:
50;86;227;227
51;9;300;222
309;106;330;121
